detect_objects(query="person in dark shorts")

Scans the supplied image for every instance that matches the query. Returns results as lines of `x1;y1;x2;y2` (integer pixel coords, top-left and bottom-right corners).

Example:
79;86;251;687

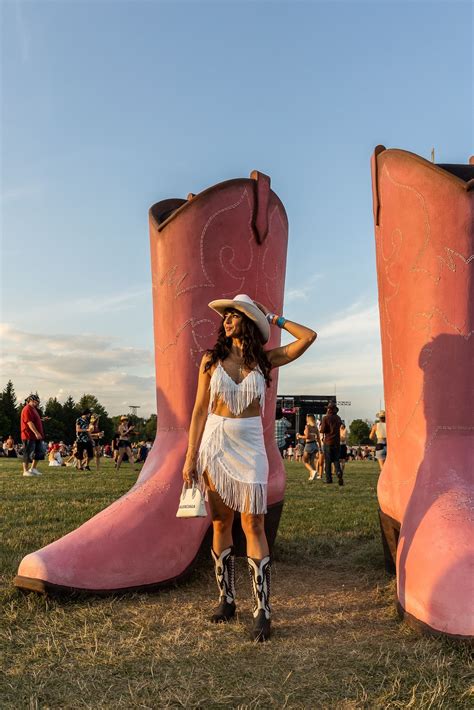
20;394;45;476
115;416;137;472
320;401;344;485
75;408;93;471
339;420;348;475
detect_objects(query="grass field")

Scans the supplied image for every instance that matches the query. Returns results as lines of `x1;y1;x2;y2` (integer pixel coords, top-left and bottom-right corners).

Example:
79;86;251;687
1;458;472;708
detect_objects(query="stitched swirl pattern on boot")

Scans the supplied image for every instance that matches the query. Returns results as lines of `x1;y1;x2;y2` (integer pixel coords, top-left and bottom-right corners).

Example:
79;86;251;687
210;547;236;623
14;171;288;595
248;556;271;641
371;147;474;639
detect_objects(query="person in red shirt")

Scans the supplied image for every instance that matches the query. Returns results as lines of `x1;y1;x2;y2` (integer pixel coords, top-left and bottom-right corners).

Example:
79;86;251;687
20;394;45;477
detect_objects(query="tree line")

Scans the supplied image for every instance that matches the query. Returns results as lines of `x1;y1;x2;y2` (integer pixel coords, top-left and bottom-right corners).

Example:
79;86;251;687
0;381;157;445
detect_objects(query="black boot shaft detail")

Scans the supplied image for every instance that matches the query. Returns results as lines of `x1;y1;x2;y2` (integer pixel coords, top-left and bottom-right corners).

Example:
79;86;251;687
247;556;272;641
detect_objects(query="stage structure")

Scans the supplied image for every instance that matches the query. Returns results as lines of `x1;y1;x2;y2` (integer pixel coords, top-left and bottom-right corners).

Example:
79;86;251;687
277;394;335;443
14;170;288;594
371;146;473;639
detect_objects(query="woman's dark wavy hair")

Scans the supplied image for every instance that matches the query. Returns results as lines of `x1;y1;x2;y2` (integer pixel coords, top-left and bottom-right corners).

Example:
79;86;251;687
204;310;272;386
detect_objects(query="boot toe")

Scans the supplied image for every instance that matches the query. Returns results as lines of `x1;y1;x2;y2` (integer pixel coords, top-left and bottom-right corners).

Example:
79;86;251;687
210;600;236;624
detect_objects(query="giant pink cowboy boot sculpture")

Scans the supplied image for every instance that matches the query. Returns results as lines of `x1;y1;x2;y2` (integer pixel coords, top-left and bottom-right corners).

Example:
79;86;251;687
14;170;288;594
371;147;474;639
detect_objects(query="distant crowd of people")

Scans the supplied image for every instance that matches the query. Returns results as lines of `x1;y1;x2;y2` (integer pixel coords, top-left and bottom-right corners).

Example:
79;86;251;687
1;394;152;477
275;402;387;484
2;394;387;480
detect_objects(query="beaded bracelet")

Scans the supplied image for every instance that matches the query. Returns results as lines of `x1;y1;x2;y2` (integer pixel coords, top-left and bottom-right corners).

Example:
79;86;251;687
276;316;287;328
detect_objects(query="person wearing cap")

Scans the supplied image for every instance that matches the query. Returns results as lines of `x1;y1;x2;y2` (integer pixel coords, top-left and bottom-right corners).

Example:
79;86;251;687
319;401;344;485
370;410;387;471
115;416;137;472
75;408;94;471
20;394;45;476
182;293;317;641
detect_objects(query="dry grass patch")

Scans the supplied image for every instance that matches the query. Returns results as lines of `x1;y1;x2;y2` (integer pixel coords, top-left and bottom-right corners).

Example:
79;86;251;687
1;459;472;708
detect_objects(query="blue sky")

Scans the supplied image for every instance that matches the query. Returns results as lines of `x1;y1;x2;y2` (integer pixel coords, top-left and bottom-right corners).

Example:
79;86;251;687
1;0;472;422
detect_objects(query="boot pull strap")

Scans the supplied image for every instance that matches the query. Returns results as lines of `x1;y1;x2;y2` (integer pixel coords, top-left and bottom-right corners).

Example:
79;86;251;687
250;170;271;244
371;145;386;227
468;157;474;191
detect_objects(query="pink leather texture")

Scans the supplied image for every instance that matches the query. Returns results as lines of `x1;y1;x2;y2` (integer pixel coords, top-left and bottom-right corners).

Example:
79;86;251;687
15;172;288;592
371;147;474;638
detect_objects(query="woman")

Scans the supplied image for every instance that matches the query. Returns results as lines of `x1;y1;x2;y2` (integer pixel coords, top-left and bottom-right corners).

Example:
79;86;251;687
295;435;305;462
370;410;387;471
48;443;63;467
339;420;348;475
115;416;137;472
304;414;322;482
4;435;17;458
88;414;104;471
182;294;316;641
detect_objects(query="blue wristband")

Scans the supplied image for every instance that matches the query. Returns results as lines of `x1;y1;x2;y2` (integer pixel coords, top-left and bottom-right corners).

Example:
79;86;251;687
276;316;286;328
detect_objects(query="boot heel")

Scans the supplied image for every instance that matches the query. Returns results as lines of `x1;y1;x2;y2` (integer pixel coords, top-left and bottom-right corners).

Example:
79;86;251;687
378;509;400;575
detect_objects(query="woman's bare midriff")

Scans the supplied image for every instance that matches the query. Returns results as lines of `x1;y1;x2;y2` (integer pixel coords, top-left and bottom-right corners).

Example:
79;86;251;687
211;398;262;419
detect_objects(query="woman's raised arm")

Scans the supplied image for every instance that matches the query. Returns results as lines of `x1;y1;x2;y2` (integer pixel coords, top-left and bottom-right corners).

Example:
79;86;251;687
266;316;317;369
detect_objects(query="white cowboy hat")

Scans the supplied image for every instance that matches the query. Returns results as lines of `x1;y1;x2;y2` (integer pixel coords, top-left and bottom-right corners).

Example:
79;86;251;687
208;293;270;343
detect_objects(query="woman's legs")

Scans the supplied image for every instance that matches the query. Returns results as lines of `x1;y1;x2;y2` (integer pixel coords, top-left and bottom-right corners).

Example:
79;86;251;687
125;446;137;471
317;451;324;478
204;472;235;552
204;472;236;622
302;450;314;477
115;449;124;470
242;512;272;642
241;512;269;559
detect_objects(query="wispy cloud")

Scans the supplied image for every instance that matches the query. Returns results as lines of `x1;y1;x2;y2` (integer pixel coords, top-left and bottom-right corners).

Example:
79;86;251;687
285;274;323;303
277;300;383;420
0;300;384;421
22;286;150;321
73;287;150;314
0;324;155;415
317;303;380;339
1;183;46;203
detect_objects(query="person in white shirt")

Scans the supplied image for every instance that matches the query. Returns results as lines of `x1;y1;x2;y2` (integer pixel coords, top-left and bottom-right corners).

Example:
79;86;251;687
370;411;387;471
48;444;63;467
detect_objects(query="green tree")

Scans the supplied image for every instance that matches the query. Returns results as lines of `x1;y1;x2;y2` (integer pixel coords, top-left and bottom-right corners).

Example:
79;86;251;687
144;414;157;441
44;397;65;442
77;394;114;443
62;396;78;444
348;419;372;446
0;381;20;440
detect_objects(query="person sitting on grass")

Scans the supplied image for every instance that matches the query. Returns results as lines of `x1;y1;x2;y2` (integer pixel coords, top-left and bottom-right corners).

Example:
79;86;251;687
3;435;17;458
48;443;64;467
64;442;79;468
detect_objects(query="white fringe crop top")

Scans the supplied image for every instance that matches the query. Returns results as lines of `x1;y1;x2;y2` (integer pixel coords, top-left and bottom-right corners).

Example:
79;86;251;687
209;361;266;416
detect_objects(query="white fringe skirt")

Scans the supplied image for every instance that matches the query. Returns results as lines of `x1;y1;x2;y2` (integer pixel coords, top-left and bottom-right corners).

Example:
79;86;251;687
197;413;269;514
